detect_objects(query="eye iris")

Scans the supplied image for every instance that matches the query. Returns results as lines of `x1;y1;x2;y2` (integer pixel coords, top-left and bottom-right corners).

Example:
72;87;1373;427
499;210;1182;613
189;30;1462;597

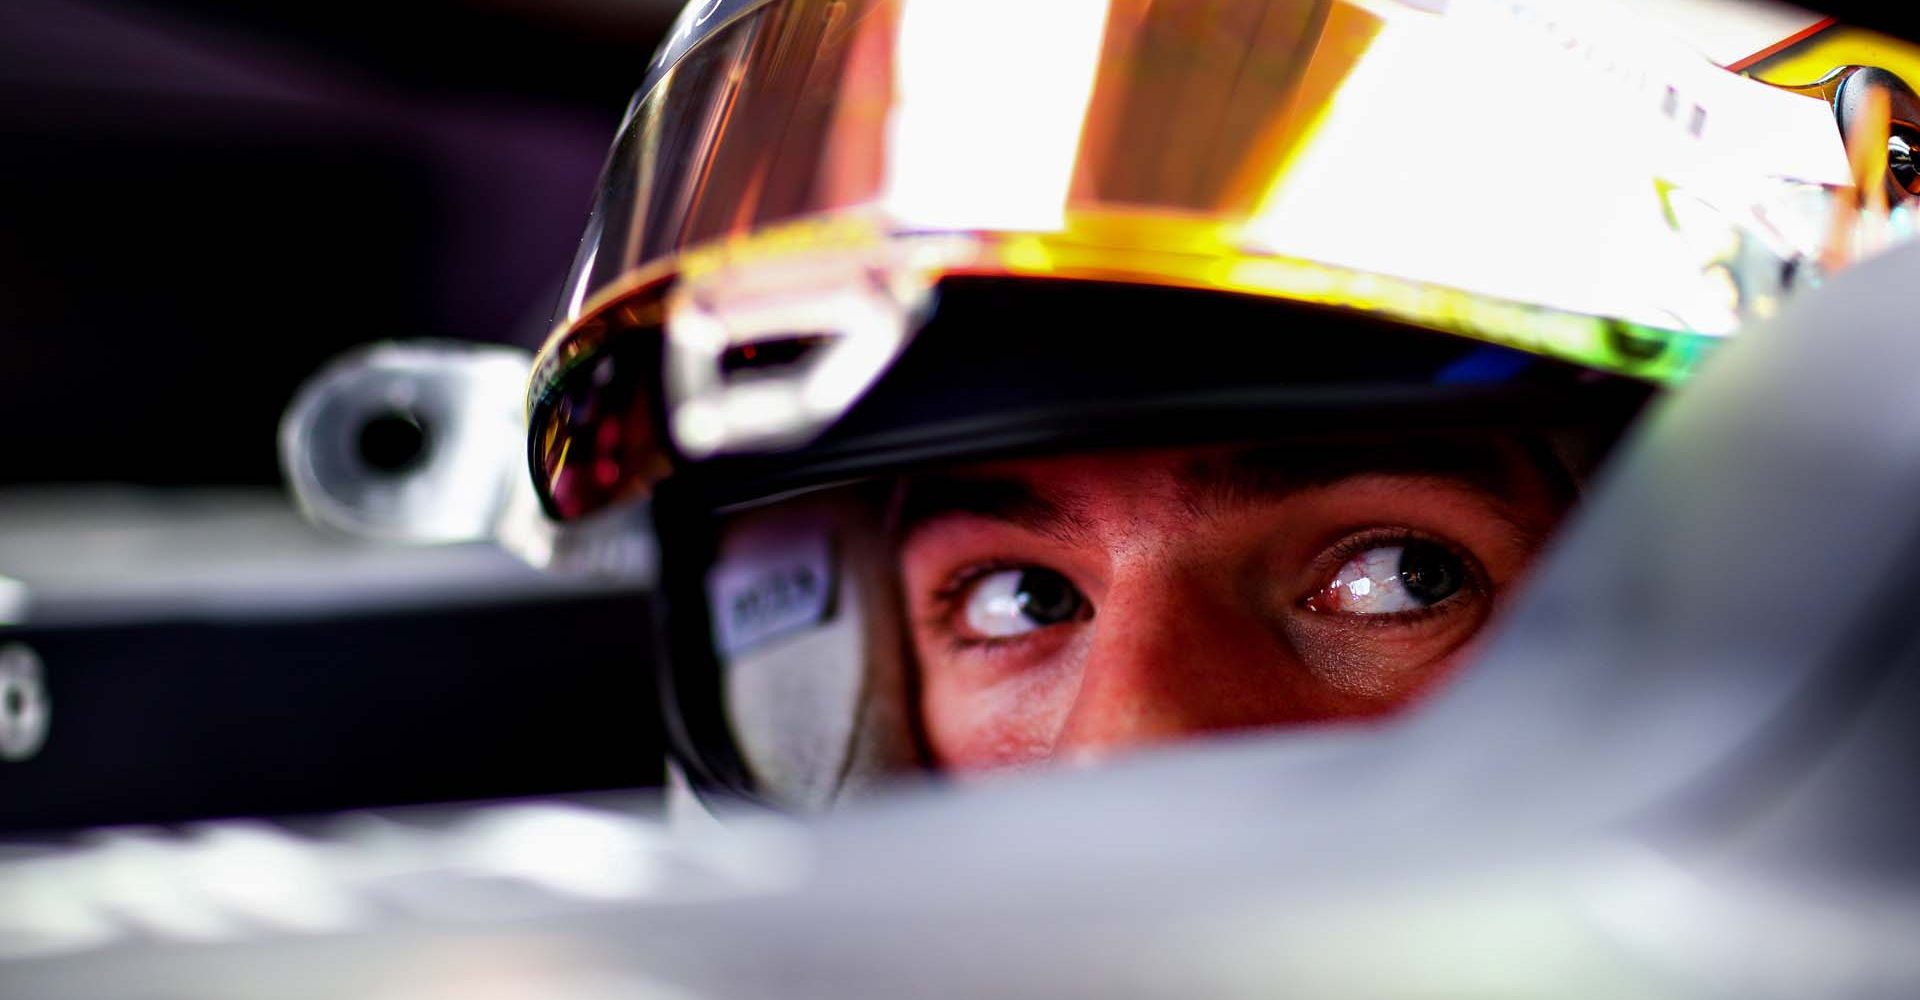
1015;568;1083;625
1397;541;1463;606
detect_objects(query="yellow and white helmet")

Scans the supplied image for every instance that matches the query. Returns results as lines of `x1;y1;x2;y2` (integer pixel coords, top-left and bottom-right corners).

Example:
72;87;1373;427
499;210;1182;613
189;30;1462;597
526;0;1919;808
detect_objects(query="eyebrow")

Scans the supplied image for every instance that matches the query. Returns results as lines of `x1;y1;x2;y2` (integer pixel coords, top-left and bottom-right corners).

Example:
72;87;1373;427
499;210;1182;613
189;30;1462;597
1173;440;1534;517
891;439;1563;544
892;475;1099;546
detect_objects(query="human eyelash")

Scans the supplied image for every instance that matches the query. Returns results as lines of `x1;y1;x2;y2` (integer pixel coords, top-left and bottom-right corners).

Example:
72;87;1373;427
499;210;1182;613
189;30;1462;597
921;559;1033;654
923;559;1087;656
1304;526;1488;624
929;558;1026;606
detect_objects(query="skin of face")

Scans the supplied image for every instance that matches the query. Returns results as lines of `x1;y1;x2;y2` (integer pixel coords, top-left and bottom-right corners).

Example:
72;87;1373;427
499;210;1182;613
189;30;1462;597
894;439;1571;773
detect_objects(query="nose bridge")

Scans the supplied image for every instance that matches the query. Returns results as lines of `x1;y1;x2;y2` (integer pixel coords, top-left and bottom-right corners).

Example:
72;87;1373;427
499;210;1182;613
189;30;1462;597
1053;555;1273;759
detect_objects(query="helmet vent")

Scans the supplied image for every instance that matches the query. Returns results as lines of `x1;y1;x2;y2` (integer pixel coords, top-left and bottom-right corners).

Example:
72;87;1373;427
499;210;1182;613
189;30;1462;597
719;334;833;380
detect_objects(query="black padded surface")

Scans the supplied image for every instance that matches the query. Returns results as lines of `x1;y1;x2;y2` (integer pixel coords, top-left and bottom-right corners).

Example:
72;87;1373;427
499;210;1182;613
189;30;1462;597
0;592;661;835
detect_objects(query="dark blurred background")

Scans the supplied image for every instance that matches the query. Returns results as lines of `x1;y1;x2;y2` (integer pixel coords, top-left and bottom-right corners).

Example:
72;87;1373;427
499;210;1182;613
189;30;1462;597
0;0;681;833
0;0;680;487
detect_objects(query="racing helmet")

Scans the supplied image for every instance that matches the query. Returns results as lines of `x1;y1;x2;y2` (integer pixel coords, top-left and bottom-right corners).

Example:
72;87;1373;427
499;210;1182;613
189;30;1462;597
527;0;1918;810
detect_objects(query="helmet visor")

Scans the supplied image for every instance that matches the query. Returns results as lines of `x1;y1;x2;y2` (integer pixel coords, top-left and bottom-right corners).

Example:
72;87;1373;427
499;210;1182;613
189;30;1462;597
530;0;1862;519
554;0;1845;335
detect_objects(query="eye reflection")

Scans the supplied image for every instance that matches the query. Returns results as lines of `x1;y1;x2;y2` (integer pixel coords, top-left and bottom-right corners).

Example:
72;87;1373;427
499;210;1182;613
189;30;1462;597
1308;540;1467;616
962;567;1090;639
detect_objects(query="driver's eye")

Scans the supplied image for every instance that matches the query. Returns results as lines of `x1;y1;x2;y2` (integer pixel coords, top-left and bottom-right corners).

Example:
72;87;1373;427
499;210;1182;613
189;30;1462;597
960;567;1091;639
1305;539;1469;616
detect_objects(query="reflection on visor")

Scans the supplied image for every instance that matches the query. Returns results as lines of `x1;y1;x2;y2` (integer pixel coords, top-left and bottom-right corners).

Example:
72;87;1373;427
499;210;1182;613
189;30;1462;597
530;0;1873;521
536;289;674;521
552;0;1846;335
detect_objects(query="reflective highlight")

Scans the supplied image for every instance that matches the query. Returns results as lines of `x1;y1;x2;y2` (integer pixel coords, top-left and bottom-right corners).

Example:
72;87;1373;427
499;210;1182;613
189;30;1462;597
531;0;1909;520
